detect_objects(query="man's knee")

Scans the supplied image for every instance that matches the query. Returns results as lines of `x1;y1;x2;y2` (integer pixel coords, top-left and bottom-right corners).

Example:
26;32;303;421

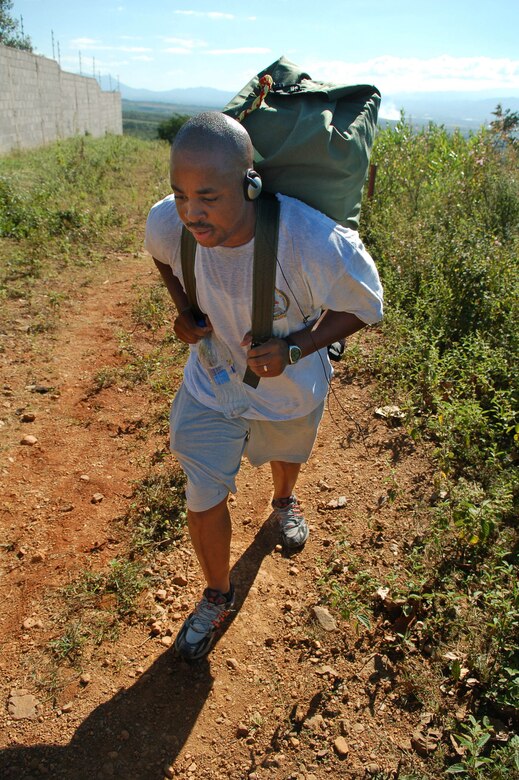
188;496;229;527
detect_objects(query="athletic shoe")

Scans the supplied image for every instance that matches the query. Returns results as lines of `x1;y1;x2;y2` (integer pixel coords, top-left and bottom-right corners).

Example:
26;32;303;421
174;585;235;661
272;495;309;549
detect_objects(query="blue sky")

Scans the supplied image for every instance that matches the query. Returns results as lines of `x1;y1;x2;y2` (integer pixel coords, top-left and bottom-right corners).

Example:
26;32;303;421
14;0;519;104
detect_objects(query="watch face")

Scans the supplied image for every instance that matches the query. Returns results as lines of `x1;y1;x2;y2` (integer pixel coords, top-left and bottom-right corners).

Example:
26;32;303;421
289;344;302;364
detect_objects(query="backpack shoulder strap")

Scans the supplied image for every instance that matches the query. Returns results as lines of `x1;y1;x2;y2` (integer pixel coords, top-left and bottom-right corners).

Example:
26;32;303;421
243;192;280;388
180;226;204;321
180;194;280;390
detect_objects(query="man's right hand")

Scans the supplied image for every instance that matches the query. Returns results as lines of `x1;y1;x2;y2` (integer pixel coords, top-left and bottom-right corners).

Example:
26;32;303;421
173;309;212;344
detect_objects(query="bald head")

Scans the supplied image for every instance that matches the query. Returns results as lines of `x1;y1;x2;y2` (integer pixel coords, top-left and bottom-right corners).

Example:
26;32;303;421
171;112;253;173
169;112;257;248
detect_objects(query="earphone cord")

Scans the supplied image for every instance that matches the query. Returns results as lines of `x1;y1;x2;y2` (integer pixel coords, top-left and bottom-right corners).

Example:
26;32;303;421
274;256;367;442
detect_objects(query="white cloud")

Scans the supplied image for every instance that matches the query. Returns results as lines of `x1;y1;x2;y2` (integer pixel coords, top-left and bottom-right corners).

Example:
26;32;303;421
162;37;206;49
207;47;272;56
71;38;100;48
70;38;151;54
307;55;519;94
132;55;154;62
174;10;234;20
378;102;401;121
163;48;192;56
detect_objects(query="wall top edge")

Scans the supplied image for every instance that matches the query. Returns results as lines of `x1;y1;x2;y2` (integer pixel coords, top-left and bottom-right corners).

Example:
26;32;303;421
0;44;119;94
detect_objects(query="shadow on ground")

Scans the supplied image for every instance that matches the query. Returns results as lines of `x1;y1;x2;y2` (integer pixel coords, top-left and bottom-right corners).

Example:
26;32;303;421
0;519;278;779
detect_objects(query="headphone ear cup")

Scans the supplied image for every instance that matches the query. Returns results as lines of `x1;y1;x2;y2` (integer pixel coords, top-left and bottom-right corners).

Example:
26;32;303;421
244;169;262;201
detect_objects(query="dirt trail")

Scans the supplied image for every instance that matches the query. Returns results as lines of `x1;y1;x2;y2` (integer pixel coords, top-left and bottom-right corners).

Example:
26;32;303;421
0;251;433;779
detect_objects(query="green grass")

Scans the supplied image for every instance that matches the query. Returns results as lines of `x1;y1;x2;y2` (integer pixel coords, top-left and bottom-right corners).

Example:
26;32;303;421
0;134;170;298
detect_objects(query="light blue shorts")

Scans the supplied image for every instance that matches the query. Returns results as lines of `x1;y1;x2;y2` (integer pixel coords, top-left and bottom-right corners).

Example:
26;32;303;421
170;383;325;512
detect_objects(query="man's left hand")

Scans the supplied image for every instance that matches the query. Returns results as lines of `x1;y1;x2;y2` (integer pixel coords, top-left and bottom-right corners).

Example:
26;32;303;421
241;334;289;377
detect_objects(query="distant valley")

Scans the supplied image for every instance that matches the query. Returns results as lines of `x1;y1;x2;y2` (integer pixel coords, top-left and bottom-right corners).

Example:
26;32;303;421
107;77;518;137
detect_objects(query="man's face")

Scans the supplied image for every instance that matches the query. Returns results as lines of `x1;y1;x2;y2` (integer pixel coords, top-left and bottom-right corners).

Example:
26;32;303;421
170;149;255;248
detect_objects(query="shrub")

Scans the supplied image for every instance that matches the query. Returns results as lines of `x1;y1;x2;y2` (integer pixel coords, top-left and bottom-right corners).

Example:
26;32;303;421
157;113;190;144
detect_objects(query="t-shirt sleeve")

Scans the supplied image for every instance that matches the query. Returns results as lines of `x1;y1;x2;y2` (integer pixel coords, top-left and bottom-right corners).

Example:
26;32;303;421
280;196;384;325
144;195;182;271
319;230;384;324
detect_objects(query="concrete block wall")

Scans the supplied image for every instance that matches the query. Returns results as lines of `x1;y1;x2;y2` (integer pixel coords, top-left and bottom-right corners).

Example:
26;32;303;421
0;45;122;154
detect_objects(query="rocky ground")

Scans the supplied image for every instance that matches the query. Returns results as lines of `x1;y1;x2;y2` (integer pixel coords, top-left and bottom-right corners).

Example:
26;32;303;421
0;251;437;779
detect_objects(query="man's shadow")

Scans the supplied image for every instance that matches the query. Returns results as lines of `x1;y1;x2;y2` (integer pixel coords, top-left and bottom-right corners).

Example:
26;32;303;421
0;517;278;780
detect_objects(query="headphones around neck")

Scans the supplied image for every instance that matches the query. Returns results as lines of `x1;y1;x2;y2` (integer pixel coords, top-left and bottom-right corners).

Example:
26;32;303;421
244;169;262;201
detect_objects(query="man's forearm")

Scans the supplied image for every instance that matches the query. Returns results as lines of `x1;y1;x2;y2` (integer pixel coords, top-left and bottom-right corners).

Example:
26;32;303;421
153;257;190;313
290;310;365;358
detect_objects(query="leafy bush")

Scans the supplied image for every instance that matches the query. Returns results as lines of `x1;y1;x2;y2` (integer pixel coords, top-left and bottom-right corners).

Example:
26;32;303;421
157;113;190;144
364;117;518;487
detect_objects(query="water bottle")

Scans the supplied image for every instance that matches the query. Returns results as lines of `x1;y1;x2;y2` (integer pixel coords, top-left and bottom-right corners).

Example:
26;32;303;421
196;321;250;419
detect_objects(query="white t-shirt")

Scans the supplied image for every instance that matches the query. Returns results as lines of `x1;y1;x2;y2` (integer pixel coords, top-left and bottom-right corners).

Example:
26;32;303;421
144;193;383;421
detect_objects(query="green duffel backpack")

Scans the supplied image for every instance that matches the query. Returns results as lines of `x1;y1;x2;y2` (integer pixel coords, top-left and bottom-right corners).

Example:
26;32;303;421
223;55;381;230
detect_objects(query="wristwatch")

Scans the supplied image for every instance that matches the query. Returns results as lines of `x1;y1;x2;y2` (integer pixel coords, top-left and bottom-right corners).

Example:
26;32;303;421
284;336;302;365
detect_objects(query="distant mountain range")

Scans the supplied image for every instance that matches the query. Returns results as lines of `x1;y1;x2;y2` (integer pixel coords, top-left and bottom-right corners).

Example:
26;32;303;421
378;94;519;131
101;77;518;133
103;79;235;108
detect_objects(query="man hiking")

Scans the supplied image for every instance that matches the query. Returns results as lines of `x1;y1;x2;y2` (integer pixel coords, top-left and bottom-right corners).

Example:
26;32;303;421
145;111;383;661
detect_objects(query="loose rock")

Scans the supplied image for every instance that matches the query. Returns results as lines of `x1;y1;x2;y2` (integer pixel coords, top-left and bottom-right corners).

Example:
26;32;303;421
311;605;337;632
91;492;104;504
304;713;325;732
8;690;40;720
317;479;333;491
326;496;347;509
316;664;339;678
374;405;405;422
20;434;38;446
334;736;349;757
22;617;43;630
27;384;53;394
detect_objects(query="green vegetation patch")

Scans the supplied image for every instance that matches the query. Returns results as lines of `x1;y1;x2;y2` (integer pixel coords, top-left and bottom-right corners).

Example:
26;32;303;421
0;134;170;298
350;113;518;776
124;467;187;555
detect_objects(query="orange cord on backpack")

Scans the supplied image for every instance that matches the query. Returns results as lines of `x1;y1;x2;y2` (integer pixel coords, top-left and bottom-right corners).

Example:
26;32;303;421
238;74;273;122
